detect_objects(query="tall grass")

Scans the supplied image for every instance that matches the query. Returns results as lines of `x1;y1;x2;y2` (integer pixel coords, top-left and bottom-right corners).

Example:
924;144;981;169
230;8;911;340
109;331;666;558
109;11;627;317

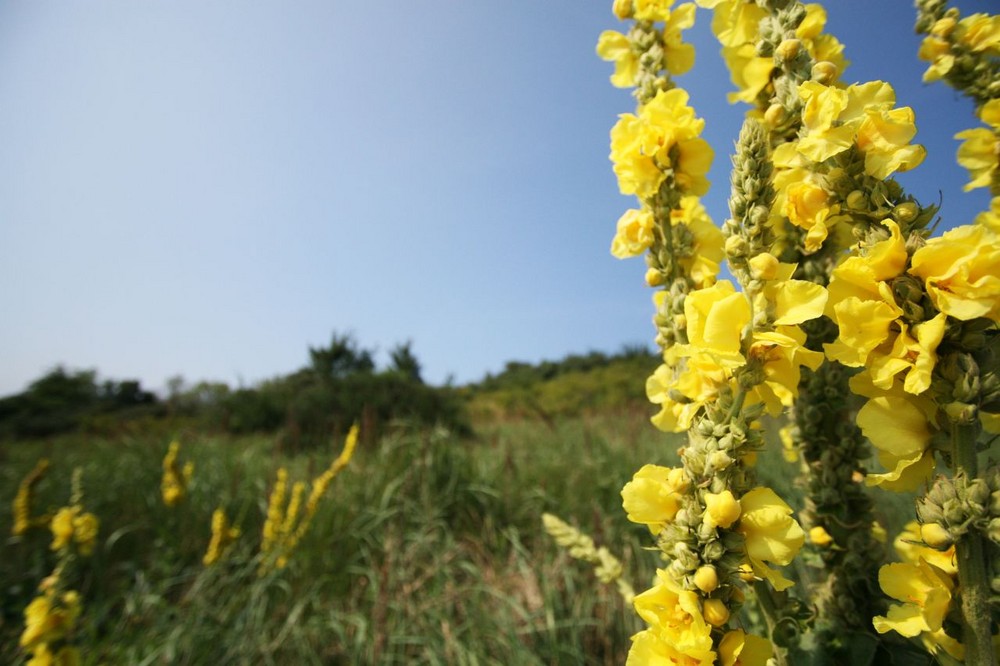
1;414;653;664
0;412;916;664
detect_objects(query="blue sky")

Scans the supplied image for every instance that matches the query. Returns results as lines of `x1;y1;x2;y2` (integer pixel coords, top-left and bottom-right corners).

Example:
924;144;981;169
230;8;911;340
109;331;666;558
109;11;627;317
0;1;991;396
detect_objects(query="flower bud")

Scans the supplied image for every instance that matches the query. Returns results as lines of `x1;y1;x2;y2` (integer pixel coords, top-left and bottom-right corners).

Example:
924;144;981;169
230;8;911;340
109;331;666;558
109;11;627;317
694;565;719;593
703;598;731;626
811;61;838;84
704;490;741;529
764;103;785;128
809;525;834;547
748;253;779;280
846;190;867;210
645;267;665;287
775;38;801;61
707;451;734;472
725;234;748;258
893;201;919;223
931;16;956;37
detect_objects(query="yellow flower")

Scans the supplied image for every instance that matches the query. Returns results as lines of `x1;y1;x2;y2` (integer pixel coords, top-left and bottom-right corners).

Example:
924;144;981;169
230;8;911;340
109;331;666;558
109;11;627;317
204;508;241;566
719;629;773;666
50;507;77;552
626;627;715;666
12;458;50;536
867;314;947;395
621;464;689;533
661;4;697;77
161;441;192;507
72;512;99;556
633;0;676;21
955;99;1000;191
782;177;837;253
873;560;954;638
853;378;936;492
795;4;848;79
893;521;956;576
631;570;715;664
704;489;741;528
610;88;713;199
611;208;655;258
909;223;1000;322
20;590;81;650
796;81;924;178
749;327;824;415
677;280;749;368
737;487;805;591
672;195;724;288
808;525;833;547
957;13;1000;54
597;30;638;88
647;354;728;432
975;195;1000;232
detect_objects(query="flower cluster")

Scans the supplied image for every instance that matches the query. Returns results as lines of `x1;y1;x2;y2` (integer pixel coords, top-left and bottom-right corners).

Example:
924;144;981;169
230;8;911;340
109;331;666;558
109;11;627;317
542;513;635;602
12;458;51;536
203;507;241;566
161;440;194;507
20;579;82;666
260;425;358;572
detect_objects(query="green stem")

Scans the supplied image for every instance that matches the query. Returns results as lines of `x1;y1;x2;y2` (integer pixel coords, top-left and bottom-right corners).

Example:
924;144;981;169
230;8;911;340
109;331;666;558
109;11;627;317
951;421;996;666
753;581;789;666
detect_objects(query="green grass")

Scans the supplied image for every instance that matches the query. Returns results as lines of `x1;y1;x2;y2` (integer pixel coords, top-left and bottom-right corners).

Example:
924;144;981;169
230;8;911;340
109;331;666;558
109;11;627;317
1;414;670;665
0;411;921;664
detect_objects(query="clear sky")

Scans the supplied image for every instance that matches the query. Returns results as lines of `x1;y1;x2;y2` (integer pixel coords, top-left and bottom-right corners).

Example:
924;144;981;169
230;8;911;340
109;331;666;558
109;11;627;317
0;1;991;397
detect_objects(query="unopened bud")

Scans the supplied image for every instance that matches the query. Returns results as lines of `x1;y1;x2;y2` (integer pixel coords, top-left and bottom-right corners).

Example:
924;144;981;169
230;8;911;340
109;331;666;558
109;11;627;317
704;490;742;529
764;104;786;128
694;565;719;593
811;61;838;84
846;190;867;210
893;201;919;223
612;0;633;20
775;39;801;61
707;451;734;472
703;598;731;626
645;267;665;287
725;234;748;258
748;253;779;280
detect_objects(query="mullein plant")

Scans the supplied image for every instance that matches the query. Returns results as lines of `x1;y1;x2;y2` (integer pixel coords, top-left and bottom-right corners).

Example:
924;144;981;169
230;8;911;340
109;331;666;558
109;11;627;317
19;468;98;666
12;458;52;537
161;440;194;507
600;0;1000;664
542;512;636;603
258;425;358;574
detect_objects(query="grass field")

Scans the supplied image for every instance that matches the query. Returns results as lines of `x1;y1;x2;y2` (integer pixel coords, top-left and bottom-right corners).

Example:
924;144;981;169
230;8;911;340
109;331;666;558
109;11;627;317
1;410;918;664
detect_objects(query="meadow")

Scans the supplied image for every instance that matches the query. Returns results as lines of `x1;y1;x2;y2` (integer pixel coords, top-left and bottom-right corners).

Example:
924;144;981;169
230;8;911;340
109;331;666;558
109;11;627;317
1;399;924;665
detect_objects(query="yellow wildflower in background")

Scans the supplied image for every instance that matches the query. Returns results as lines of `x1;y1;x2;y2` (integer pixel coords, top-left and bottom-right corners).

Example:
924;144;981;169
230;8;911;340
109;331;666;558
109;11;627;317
20;588;81;654
50;506;99;556
161;441;194;507
954;98;1000;191
13;459;50;536
203;508;241;566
